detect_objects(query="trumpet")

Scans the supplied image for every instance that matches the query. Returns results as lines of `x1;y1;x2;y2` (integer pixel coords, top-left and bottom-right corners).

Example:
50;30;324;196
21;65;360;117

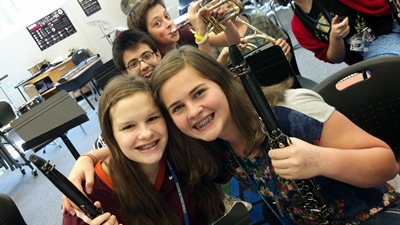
235;16;291;61
235;16;277;51
171;0;244;35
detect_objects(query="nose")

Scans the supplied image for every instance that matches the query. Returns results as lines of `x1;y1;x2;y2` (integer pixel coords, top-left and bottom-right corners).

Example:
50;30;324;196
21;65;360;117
139;60;150;71
187;102;202;120
137;124;153;140
165;18;174;29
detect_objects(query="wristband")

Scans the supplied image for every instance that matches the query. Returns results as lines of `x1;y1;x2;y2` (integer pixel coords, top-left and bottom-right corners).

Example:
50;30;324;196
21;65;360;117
81;152;98;165
194;32;209;45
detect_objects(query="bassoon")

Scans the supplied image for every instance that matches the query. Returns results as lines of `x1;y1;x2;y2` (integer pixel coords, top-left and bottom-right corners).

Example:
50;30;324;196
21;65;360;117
29;154;104;219
228;45;330;224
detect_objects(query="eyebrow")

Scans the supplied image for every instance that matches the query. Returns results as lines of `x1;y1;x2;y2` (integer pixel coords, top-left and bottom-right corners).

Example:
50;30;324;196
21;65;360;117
166;83;205;111
150;9;168;24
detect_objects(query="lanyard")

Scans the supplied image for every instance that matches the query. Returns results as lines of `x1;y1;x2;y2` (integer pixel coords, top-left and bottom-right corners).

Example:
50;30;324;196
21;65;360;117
225;142;289;225
302;5;332;27
165;159;190;225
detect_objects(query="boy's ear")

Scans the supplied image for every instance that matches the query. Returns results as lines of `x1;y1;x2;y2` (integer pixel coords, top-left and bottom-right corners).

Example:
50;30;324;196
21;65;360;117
155;50;162;59
122;70;128;75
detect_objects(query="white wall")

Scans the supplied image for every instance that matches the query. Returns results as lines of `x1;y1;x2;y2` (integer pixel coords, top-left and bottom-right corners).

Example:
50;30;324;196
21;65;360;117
0;0;179;108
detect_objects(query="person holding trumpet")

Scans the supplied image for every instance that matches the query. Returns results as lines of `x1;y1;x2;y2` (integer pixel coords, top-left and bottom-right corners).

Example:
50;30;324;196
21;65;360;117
126;0;242;57
209;0;318;89
211;11;291;65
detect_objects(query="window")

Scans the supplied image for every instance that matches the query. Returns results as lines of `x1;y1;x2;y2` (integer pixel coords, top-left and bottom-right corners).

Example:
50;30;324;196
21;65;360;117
0;0;66;40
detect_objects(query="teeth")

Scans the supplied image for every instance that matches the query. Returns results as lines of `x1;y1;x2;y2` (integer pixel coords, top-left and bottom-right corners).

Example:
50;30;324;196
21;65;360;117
194;114;213;129
137;141;157;150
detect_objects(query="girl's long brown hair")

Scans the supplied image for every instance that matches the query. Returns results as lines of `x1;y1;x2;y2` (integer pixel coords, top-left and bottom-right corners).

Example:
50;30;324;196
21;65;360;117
152;46;292;157
99;75;224;224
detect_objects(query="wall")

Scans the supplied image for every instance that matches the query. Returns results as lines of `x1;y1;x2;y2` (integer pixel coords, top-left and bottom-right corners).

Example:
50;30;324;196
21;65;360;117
0;0;179;108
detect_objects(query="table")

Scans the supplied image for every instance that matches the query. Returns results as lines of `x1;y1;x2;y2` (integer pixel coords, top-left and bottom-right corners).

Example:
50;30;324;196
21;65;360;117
56;57;103;110
10;90;89;160
14;57;76;101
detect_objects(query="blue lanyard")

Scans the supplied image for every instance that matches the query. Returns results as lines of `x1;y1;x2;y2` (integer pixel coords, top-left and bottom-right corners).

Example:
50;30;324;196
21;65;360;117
302;5;332;27
165;159;190;225
226;142;289;225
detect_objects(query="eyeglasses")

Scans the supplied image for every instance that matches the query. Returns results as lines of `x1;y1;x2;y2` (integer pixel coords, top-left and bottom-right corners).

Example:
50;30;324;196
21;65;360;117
126;51;155;71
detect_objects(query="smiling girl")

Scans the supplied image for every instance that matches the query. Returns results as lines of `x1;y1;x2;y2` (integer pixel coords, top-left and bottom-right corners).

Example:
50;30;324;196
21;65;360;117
151;46;400;224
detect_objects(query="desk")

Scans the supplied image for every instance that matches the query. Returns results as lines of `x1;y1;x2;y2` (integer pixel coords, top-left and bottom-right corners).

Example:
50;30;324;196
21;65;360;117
10;90;89;160
56;58;103;110
14;58;76;101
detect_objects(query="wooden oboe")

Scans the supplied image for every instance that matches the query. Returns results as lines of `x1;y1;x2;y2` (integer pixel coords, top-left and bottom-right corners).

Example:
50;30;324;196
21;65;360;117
228;45;330;224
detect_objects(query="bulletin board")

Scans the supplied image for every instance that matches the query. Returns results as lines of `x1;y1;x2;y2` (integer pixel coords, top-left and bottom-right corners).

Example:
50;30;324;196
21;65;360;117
77;0;102;17
26;8;77;51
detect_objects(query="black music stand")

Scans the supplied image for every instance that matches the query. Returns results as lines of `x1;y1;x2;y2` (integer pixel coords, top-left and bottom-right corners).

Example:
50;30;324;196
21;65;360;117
11;90;89;160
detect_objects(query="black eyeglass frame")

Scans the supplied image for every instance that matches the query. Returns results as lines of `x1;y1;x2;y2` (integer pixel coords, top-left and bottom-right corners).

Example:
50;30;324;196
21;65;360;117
125;51;155;71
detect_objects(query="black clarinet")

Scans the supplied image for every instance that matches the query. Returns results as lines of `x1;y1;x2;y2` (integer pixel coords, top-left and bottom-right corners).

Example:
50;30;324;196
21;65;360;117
229;45;330;224
387;0;400;26
29;154;104;219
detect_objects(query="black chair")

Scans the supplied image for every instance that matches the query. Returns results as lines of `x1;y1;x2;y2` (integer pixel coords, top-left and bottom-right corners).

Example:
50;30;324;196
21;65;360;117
314;56;400;172
71;49;89;66
92;59;121;93
281;28;301;76
0;194;27;225
0;100;38;176
240;44;302;88
0;100;16;135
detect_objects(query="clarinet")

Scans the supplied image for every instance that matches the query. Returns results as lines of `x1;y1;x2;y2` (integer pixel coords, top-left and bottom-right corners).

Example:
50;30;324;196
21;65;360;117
228;45;330;224
387;0;400;26
29;154;104;219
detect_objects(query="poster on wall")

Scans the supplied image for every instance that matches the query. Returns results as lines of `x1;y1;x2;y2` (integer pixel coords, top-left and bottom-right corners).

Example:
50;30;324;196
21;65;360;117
77;0;102;17
26;8;77;51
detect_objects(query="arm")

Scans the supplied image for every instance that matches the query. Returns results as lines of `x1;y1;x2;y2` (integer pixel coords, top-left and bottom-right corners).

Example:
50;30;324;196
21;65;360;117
62;147;111;215
275;38;292;62
269;110;398;188
188;1;240;47
187;0;214;57
291;12;332;63
326;15;350;63
216;38;247;65
208;20;241;47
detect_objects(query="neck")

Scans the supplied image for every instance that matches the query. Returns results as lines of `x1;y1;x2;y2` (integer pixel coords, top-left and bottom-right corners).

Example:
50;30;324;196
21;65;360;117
295;0;312;13
158;43;177;56
103;157;161;184
220;122;247;155
140;162;161;184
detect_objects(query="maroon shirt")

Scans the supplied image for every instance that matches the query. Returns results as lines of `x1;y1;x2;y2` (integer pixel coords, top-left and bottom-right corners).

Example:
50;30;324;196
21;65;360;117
62;158;207;225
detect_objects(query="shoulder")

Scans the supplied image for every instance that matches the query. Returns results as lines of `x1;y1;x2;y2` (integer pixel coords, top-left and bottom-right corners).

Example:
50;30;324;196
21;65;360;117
178;28;196;46
247;13;271;24
277;88;335;122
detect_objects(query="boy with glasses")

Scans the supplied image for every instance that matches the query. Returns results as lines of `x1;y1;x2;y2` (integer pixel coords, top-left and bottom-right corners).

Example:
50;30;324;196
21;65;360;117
112;28;162;81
